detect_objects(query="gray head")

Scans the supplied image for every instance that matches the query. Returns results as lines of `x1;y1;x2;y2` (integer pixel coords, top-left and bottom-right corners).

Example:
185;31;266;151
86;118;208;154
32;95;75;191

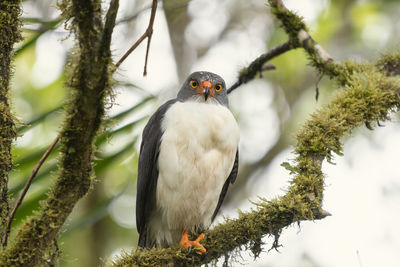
177;71;229;107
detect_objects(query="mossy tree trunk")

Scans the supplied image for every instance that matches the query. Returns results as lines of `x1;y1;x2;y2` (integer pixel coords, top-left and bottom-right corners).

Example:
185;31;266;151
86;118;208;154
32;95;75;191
0;1;22;244
0;0;119;265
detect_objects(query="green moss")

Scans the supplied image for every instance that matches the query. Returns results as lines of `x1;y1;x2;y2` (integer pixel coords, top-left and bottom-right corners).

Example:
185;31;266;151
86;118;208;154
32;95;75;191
111;53;400;266
268;0;307;48
2;0;399;265
0;0;119;265
0;0;22;243
376;47;400;76
268;0;363;83
113;2;400;265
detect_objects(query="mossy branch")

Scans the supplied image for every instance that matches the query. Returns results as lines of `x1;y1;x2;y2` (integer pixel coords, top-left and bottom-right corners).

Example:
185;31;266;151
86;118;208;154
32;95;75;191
112;1;400;266
377;51;400;77
268;0;348;82
112;55;400;267
0;0;22;246
112;56;400;266
0;0;119;265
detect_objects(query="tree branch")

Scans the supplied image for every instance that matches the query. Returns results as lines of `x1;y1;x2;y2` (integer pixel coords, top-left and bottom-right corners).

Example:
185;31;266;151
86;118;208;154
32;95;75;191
111;1;400;265
227;71;322;206
377;51;400;77
268;0;346;82
112;52;400;267
115;0;158;75
0;0;22;248
227;41;292;94
2;135;60;247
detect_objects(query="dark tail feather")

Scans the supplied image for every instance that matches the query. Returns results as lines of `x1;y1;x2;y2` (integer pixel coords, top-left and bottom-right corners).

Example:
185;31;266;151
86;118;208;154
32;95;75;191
138;227;155;249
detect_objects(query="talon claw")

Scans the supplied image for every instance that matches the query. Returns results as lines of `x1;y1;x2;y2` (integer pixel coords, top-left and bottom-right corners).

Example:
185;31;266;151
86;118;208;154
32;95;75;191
179;229;207;254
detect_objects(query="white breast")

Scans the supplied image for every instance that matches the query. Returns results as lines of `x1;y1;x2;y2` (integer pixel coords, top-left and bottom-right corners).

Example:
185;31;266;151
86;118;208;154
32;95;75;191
151;100;239;246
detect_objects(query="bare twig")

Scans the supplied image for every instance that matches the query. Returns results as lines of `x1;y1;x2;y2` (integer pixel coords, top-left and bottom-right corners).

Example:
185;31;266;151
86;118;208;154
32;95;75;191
227;41;292;94
143;0;157;76
2;135;60;247
115;33;147;69
115;0;158;75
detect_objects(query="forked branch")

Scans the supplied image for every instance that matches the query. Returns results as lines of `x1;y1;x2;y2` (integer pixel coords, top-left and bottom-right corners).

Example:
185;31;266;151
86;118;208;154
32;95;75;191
115;0;158;75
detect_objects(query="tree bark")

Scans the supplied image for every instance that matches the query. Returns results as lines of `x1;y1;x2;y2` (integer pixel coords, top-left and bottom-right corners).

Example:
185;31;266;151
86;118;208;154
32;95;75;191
0;0;119;265
0;0;22;245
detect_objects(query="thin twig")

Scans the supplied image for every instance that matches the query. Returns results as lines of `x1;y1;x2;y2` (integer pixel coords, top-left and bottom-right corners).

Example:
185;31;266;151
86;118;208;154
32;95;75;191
2;135;60;247
227;41;292;94
115;33;147;69
115;0;158;74
143;0;157;76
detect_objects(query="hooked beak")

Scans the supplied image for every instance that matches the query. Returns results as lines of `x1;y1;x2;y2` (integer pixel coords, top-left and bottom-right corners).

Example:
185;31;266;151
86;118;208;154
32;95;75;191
201;80;212;101
203;86;210;101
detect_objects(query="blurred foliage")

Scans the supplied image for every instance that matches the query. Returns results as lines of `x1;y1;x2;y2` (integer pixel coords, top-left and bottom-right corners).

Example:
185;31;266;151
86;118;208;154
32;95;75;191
6;0;400;266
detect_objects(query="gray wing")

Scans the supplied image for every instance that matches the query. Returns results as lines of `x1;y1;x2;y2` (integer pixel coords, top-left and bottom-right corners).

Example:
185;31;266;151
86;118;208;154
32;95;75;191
136;99;178;247
211;149;239;222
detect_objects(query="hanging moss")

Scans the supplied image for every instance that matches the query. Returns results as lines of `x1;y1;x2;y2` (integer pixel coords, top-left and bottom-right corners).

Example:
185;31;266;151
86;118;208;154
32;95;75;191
0;0;119;265
0;0;22;244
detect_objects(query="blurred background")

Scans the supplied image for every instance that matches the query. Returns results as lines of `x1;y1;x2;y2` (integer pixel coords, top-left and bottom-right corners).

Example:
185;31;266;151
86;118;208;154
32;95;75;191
9;0;400;266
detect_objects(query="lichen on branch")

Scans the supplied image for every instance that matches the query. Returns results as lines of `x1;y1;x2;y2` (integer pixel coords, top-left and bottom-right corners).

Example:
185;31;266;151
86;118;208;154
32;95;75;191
0;0;119;265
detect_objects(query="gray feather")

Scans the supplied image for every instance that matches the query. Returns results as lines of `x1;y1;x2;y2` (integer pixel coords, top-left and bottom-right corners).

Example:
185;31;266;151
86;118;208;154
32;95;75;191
136;99;178;248
177;71;229;107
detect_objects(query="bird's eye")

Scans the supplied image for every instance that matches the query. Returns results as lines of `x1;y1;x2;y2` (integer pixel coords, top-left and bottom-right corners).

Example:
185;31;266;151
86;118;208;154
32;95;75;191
189;80;199;89
215;84;223;93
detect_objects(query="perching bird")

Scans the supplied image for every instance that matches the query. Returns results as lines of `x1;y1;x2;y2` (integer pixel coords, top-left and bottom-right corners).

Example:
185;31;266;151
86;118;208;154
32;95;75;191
136;71;239;253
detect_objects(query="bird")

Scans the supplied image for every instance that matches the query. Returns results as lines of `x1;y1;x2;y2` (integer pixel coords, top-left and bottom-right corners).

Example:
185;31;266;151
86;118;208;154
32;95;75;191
136;71;239;253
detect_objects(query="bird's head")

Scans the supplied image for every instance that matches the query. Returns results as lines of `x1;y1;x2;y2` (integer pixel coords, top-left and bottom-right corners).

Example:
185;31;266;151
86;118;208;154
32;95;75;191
177;71;228;107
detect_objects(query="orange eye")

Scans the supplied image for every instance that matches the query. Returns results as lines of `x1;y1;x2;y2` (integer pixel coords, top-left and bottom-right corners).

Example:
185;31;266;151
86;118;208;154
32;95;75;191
189;80;199;89
215;84;223;93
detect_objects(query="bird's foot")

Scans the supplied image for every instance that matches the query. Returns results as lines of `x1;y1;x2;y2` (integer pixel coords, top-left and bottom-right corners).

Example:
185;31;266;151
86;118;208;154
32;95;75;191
179;230;206;254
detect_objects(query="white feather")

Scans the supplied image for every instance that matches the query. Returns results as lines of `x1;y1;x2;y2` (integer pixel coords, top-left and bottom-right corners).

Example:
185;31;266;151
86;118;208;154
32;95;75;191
149;100;239;247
